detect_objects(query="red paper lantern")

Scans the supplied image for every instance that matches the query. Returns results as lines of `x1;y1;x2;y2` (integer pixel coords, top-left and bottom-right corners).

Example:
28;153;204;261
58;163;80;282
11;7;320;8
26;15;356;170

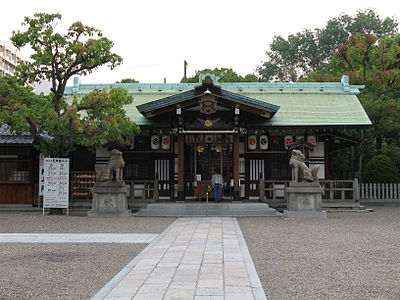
162;135;171;150
284;135;293;149
248;135;257;150
307;135;317;146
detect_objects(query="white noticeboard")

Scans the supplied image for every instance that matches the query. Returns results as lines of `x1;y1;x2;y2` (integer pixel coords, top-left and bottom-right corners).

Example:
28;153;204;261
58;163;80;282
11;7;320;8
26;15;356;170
43;158;69;210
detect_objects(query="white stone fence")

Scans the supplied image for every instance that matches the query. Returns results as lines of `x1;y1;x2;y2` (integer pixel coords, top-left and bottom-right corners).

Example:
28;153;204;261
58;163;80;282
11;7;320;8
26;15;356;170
360;183;400;204
260;179;400;207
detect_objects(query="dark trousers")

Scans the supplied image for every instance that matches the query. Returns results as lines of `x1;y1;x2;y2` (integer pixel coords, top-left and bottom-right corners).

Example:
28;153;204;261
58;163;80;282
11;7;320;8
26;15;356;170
214;183;222;202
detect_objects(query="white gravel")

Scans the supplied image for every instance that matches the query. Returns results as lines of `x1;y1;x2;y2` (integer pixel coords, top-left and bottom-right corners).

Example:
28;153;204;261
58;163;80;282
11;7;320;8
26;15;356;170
0;213;175;300
0;212;175;233
0;243;146;300
1;209;400;300
238;207;400;300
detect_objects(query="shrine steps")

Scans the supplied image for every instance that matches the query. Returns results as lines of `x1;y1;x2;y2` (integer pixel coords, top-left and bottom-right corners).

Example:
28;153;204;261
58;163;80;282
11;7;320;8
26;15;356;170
133;202;282;217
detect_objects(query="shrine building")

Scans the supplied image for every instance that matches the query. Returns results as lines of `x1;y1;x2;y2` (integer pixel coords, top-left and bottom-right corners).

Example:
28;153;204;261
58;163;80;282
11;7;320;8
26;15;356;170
0;74;371;206
71;74;370;202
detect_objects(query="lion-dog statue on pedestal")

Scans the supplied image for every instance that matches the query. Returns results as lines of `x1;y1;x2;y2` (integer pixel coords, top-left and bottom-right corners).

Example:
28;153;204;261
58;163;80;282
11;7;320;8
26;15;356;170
96;149;125;183
289;149;319;182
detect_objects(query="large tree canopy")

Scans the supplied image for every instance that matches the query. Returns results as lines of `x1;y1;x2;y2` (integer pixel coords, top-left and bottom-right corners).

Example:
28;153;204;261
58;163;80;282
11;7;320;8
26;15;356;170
305;33;400;178
334;34;400;151
258;9;398;81
0;13;138;157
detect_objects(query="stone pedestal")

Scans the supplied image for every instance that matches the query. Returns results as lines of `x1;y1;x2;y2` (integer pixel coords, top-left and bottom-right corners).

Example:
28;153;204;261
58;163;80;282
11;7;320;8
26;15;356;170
87;182;131;217
284;182;327;220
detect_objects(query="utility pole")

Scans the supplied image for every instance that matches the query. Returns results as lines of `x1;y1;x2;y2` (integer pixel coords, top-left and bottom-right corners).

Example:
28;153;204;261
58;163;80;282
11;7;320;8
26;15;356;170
184;60;188;79
180;60;188;83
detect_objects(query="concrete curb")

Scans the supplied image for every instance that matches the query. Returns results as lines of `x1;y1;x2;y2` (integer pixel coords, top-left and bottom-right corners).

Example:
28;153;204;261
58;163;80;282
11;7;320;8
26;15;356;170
90;219;179;300
233;218;267;300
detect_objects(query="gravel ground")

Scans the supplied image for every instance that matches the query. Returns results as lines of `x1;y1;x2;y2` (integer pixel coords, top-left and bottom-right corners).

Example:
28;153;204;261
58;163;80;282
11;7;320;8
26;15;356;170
0;212;175;233
0;213;175;300
239;207;400;300
0;243;146;300
1;209;400;300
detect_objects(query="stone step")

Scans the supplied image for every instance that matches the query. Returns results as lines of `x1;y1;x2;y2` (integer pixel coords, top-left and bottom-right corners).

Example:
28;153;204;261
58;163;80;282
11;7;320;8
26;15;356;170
134;203;282;217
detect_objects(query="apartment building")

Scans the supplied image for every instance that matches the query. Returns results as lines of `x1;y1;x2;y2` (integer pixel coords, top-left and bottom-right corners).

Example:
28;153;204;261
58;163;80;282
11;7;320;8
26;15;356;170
0;39;23;76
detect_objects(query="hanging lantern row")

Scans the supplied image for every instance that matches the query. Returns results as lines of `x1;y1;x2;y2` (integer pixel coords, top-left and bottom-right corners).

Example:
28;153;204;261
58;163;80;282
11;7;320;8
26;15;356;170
151;135;171;150
248;135;317;150
247;135;269;150
195;144;223;153
284;135;317;149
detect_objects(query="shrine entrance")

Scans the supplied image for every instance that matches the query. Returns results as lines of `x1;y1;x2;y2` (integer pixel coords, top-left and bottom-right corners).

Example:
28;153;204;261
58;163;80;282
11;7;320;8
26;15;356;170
184;134;233;201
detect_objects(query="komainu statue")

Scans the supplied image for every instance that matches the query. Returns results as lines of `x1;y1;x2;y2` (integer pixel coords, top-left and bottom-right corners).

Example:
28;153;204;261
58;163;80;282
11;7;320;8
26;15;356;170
96;149;125;183
289;149;320;182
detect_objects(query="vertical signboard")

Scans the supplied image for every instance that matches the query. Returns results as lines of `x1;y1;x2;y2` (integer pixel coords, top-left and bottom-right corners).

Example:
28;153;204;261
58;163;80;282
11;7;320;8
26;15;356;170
39;154;44;196
43;158;69;210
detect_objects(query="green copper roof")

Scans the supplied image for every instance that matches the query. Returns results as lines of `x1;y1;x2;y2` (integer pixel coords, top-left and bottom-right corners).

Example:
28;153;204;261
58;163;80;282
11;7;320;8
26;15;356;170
136;86;280;115
65;76;371;127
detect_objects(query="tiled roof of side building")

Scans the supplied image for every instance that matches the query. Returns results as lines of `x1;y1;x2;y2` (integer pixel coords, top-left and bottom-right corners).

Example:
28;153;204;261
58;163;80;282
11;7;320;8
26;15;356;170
0;125;34;144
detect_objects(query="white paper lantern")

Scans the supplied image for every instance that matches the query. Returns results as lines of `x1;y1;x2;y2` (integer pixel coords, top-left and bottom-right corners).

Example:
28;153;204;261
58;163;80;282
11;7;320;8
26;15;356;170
248;135;257;150
259;135;268;150
161;135;171;150
151;135;160;150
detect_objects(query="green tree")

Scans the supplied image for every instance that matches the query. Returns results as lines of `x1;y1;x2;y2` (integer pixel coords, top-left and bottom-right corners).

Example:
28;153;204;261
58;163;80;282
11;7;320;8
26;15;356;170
307;33;400;179
117;78;139;83
363;154;399;182
0;13;138;157
332;34;400;151
258;9;398;81
186;68;259;83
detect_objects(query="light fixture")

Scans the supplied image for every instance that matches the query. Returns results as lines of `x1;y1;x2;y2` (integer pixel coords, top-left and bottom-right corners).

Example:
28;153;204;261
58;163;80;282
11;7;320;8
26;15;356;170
204;119;213;127
196;145;204;153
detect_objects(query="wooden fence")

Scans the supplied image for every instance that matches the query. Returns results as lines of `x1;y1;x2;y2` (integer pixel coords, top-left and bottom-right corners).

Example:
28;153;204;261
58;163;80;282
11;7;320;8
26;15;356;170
259;179;360;209
125;179;159;203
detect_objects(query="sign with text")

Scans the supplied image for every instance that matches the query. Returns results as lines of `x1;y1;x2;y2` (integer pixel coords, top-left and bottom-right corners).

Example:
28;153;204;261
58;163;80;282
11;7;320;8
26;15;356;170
43;158;69;208
39;154;44;196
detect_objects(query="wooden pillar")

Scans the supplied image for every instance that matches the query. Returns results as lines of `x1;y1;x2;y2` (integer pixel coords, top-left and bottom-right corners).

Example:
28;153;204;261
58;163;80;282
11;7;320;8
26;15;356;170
177;134;185;201
233;134;240;201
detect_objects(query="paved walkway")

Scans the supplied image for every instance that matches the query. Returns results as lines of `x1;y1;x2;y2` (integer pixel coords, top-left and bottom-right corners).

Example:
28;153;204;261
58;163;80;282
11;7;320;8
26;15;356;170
93;217;266;300
0;233;158;243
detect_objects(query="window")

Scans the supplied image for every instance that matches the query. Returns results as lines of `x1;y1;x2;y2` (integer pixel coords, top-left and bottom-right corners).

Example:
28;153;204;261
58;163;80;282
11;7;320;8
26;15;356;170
124;161;151;179
0;160;31;181
0;147;32;182
268;153;291;180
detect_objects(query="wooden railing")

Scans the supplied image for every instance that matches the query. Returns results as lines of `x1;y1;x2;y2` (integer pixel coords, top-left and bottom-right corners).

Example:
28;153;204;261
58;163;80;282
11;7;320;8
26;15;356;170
360;183;400;204
259;179;360;208
125;179;159;202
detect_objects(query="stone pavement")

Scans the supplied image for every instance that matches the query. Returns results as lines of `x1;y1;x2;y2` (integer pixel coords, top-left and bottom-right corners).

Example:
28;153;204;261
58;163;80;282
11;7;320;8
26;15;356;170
0;233;158;243
93;217;266;300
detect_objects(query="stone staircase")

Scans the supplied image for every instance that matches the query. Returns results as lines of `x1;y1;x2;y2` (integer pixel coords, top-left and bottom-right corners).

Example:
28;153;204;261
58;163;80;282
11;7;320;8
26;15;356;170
134;202;282;217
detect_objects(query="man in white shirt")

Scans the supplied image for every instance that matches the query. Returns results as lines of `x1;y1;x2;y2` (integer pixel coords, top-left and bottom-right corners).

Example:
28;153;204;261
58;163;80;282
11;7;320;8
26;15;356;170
211;170;223;202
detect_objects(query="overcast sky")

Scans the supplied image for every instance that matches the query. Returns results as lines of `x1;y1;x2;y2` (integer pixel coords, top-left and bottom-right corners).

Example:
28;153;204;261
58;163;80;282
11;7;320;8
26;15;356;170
1;0;400;84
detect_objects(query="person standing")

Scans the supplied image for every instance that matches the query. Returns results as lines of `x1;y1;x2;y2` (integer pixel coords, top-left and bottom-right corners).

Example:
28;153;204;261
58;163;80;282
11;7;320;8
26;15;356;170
211;169;223;202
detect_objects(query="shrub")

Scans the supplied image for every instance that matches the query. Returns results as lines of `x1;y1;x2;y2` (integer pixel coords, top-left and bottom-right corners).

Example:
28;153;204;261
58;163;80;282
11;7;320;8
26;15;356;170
363;154;400;183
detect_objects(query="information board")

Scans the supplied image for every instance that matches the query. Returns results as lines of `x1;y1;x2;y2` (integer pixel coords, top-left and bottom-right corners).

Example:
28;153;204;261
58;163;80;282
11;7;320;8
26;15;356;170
43;158;69;208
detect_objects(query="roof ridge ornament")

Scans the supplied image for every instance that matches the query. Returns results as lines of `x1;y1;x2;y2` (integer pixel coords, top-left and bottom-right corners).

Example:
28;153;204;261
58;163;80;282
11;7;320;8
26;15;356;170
197;70;228;85
199;93;217;114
